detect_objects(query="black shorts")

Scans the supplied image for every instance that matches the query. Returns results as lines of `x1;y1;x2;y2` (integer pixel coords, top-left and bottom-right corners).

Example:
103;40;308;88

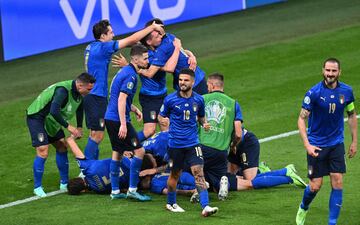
193;78;208;95
105;119;142;153
139;93;166;123
307;143;346;179
201;145;228;190
83;94;107;131
168;145;204;171
26;115;65;147
228;131;260;171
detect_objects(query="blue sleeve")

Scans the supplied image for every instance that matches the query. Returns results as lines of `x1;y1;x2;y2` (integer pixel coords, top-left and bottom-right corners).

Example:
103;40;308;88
76;158;90;170
235;101;243;121
119;74;136;95
347;88;355;105
102;41;119;57
197;96;205;117
159;96;170;117
302;89;315;111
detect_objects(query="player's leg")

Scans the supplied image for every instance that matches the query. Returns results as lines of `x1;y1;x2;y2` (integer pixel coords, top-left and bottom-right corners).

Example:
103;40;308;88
138;122;156;142
328;143;346;225
104;119;126;199
296;148;328;225
27;116;49;197
51;133;69;190
188;145;218;217
83;95;106;159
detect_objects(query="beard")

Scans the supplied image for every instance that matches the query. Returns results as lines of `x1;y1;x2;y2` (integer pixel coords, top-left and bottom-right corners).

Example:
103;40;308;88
180;84;191;92
323;75;338;86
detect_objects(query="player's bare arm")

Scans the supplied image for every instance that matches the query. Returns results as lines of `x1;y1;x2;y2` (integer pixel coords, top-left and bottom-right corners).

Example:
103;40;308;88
347;108;358;158
118;92;128;139
131;104;143;122
298;108;321;157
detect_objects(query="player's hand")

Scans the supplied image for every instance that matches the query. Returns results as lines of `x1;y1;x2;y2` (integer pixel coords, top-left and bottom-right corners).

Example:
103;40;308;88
305;144;322;157
152;22;165;35
188;54;197;71
112;54;128;68
76;127;83;139
202;122;210;131
173;38;182;50
348;142;357;158
139;168;157;177
118;124;127;139
67;124;81;138
134;109;143;122
123;151;133;158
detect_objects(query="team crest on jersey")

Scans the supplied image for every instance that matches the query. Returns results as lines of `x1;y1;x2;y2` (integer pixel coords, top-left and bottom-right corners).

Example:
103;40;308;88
150;111;156;120
185;103;189;107
127;82;134;90
303;96;310;105
99;118;105;128
67;104;72;112
192;103;198;112
205;100;227;124
339;95;345;104
37;133;45;143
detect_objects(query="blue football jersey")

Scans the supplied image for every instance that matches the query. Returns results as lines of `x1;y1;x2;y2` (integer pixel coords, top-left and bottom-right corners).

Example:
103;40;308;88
150;172;195;194
302;81;355;147
105;64;138;122
143;131;169;159
84;41;119;97
160;91;205;148
151;33;205;90
77;157;130;193
138;50;167;96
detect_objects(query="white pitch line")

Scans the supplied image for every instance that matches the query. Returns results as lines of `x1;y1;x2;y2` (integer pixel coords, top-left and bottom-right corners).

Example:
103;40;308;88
1;114;359;210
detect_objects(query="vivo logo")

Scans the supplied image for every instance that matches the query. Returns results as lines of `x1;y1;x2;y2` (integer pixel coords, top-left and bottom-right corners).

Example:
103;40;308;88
59;0;186;39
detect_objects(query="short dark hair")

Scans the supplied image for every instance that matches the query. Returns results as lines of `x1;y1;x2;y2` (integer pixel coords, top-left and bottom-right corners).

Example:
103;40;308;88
179;68;195;78
67;178;86;195
130;44;148;57
76;72;96;84
323;57;341;70
208;72;224;81
140;18;164;47
141;153;156;171
92;20;110;40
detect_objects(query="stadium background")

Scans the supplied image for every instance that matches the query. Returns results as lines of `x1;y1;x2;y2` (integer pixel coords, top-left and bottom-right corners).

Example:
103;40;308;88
0;0;359;224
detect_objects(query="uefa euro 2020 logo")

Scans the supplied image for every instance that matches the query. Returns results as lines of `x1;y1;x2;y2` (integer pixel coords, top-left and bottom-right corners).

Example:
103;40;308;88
205;100;227;124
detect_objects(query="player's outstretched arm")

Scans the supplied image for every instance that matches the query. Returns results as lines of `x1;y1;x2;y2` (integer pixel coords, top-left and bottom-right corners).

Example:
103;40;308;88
118;22;164;49
161;38;182;73
66;136;85;159
347;109;358;158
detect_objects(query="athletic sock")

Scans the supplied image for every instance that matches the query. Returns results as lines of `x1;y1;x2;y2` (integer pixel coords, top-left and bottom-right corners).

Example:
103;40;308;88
178;173;196;186
55;151;69;184
300;185;317;210
84;137;99;160
199;189;209;209
328;188;342;225
110;160;121;192
252;175;292;189
33;156;46;188
256;168;287;177
137;131;146;143
167;191;176;205
129;156;142;189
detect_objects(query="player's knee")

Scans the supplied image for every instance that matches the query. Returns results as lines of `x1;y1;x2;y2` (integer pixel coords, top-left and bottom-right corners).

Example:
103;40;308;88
90;131;104;143
143;125;156;137
330;173;343;189
134;148;145;158
36;146;49;158
309;182;322;192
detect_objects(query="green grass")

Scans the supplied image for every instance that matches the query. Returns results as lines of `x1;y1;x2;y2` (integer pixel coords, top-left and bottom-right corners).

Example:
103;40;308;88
0;0;360;224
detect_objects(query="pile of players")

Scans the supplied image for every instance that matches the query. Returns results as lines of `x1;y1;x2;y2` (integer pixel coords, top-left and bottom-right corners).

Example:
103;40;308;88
26;17;357;224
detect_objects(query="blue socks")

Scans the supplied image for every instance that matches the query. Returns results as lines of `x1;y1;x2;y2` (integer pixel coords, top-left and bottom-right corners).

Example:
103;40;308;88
110;160;121;192
178;172;196;186
300;185;317;210
33;156;46;188
199;190;209;209
328;189;342;225
252;175;292;189
137;131;146;143
55;151;69;185
84;137;99;160
129;156;142;189
167;191;176;205
257;168;287;177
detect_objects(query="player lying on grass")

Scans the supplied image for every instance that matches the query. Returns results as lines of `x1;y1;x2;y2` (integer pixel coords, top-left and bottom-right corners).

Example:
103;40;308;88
66;136;156;199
